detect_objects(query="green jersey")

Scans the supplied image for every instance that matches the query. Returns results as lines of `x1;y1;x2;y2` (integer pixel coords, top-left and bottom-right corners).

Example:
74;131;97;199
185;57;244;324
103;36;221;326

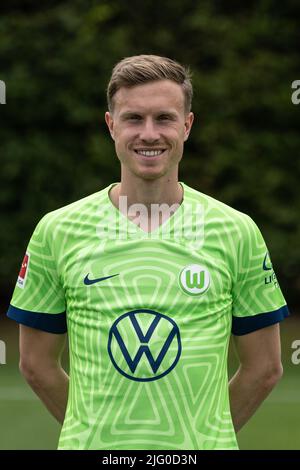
7;183;288;450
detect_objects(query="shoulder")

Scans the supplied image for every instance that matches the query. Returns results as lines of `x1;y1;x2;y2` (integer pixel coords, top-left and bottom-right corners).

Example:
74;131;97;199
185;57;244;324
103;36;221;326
183;183;265;253
31;185;112;243
38;185;110;227
183;183;257;228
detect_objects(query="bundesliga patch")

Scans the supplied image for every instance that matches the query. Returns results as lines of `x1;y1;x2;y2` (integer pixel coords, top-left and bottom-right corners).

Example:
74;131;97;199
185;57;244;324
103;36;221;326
17;252;30;288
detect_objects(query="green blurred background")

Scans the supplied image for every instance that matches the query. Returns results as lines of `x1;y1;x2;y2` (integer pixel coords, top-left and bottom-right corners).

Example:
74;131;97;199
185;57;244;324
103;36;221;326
0;0;299;449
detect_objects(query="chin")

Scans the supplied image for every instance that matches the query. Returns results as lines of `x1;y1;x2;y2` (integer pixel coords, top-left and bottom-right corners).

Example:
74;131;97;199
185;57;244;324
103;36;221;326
135;168;168;180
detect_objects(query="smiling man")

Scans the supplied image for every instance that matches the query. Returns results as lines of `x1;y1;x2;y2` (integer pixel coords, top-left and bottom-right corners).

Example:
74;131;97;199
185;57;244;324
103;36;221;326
105;60;194;231
7;55;289;450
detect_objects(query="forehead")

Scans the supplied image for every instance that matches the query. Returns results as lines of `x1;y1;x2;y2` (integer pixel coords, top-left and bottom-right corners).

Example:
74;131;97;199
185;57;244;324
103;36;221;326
113;80;185;114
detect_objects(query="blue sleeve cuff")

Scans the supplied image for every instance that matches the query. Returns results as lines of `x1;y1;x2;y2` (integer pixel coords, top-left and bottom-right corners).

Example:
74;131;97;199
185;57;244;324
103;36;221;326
232;305;290;336
7;304;67;334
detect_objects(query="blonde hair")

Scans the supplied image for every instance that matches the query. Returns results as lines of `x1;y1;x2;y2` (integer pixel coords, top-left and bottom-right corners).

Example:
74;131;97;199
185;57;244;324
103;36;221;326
107;54;193;113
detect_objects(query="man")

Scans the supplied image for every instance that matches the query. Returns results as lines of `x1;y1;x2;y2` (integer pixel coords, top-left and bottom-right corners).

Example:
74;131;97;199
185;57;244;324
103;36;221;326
7;55;289;450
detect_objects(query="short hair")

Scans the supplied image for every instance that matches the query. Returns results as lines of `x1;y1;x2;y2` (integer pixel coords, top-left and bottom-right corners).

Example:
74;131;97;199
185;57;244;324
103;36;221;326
107;54;193;114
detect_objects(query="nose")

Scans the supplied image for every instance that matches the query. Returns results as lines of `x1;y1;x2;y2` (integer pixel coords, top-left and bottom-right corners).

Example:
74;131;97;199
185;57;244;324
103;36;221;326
139;117;160;143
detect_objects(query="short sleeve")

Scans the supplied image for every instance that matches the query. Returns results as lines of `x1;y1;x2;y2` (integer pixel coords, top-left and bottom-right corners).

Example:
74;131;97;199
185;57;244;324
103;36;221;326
231;215;289;336
7;214;67;334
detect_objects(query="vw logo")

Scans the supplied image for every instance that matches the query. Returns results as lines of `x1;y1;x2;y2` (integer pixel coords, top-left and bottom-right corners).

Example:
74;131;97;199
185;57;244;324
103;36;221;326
108;309;181;382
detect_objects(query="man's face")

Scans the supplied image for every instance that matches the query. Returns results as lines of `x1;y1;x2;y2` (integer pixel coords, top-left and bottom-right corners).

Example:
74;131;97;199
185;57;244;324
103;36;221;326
105;80;194;180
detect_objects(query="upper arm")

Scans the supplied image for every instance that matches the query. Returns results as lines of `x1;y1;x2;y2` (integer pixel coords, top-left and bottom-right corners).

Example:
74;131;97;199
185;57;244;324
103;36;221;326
7;214;67;335
19;324;67;373
232;323;283;375
231;215;289;336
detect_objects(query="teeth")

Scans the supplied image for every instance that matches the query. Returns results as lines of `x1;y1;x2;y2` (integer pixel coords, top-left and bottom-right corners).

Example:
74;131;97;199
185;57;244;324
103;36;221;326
136;150;164;156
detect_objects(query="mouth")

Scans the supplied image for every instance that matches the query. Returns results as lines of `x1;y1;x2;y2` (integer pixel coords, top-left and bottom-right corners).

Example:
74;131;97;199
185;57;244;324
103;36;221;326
134;149;166;158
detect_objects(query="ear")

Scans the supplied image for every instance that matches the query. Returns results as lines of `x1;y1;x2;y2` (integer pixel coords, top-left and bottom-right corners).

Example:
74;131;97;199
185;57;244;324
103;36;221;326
105;111;115;140
184;112;194;141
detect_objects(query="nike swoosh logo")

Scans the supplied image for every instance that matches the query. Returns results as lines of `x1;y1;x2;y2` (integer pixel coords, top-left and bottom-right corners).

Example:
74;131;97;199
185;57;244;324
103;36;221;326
84;273;119;285
263;253;273;271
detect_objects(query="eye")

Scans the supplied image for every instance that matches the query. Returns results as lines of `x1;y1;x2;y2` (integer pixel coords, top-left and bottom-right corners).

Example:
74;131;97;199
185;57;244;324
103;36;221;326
128;115;142;121
157;114;174;121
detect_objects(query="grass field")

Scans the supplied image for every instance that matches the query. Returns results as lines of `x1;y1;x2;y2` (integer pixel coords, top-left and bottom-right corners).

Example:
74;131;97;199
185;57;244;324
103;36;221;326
0;315;299;450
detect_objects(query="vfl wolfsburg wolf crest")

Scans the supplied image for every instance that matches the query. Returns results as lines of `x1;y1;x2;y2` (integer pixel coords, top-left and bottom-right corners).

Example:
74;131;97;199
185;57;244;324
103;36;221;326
179;264;210;295
108;309;181;382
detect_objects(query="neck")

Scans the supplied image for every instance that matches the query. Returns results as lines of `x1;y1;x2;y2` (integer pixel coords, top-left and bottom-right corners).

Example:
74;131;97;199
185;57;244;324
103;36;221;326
110;171;183;210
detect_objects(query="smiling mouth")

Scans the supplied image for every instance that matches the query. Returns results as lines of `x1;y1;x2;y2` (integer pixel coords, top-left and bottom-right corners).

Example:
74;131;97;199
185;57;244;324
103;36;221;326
134;149;166;157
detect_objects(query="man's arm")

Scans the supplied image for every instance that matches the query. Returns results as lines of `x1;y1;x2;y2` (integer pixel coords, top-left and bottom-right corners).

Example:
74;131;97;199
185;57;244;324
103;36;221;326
229;323;283;433
19;324;69;424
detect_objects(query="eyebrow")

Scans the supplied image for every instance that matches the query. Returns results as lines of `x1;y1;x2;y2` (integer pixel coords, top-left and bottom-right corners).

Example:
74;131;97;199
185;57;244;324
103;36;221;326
119;110;179;119
119;111;142;119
